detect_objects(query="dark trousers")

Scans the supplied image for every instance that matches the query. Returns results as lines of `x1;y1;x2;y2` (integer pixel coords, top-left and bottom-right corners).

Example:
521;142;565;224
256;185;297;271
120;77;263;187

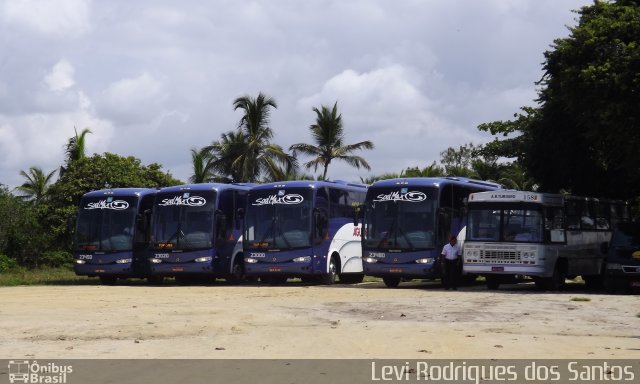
443;258;460;289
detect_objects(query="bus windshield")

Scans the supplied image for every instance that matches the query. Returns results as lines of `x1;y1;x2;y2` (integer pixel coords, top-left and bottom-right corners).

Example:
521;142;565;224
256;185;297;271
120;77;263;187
363;187;437;251
151;191;216;251
75;196;138;252
244;189;313;250
467;203;544;243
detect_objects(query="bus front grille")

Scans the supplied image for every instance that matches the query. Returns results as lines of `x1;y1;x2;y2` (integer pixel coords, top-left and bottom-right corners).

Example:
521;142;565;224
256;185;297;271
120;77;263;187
480;250;521;261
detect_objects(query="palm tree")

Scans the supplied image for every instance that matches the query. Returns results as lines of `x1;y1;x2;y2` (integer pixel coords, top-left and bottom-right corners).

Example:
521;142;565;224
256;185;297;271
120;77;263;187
290;102;374;180
65;127;92;164
16;166;57;204
231;93;296;182
189;147;217;183
498;162;538;191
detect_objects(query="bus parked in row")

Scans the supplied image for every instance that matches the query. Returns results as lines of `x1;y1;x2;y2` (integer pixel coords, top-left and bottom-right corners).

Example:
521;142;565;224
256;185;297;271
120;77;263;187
463;191;629;290
360;177;501;287
146;183;251;283
242;180;367;284
73;188;157;284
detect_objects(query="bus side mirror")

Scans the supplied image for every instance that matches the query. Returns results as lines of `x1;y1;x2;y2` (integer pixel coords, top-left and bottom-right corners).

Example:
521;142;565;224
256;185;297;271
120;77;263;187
353;206;360;226
600;241;609;255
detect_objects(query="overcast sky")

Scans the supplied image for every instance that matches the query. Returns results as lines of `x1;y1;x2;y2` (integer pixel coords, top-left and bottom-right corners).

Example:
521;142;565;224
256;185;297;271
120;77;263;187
0;0;591;189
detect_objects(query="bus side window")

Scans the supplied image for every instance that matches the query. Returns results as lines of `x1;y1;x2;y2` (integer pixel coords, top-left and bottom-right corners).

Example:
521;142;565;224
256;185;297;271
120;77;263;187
565;199;580;229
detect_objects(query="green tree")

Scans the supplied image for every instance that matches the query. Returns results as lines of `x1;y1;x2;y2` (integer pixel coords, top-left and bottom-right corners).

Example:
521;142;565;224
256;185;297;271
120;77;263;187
290;102;374;180
189;147;217;183
60;127;92;176
479;1;640;199
403;162;446;178
231;93;296;182
45;153;181;251
16;166;57;204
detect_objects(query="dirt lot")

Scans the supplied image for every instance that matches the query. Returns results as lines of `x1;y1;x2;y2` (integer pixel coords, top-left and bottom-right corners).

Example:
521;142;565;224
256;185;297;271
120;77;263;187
1;280;638;359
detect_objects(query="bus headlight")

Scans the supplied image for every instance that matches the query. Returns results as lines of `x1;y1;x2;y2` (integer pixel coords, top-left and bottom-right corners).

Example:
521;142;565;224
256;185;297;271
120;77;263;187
244;258;258;264
115;258;132;264
149;258;163;264
363;257;378;263
194;256;212;263
74;259;86;265
415;258;435;264
292;256;311;263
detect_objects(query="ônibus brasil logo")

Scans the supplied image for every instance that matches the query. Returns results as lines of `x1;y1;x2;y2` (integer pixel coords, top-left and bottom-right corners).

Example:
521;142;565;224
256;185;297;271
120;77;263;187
252;194;304;206
373;190;427;203
7;360;73;384
84;199;129;210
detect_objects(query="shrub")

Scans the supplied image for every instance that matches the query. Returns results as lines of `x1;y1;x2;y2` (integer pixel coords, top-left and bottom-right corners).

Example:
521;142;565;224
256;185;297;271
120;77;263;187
39;250;73;268
0;254;18;272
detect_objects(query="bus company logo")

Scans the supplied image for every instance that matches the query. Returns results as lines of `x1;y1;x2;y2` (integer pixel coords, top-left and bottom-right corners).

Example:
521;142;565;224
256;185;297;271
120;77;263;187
85;199;129;210
252;194;304;206
373;191;427;203
7;360;73;384
159;196;206;207
491;194;517;199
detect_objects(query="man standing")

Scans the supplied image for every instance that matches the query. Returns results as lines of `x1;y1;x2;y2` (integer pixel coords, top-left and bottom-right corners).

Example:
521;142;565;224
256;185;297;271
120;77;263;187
441;235;461;290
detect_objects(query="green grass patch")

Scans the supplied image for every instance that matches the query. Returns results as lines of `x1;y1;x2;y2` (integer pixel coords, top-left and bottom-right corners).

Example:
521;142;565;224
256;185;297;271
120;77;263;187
570;296;591;302
0;267;98;286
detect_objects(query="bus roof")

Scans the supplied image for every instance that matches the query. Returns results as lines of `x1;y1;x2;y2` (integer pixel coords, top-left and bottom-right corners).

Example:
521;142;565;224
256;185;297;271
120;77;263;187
369;176;502;190
81;188;158;198
157;183;254;194
468;190;563;206
249;180;367;192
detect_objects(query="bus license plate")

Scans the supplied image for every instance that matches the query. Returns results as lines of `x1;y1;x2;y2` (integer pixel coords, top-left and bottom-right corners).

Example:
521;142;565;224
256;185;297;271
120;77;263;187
172;267;184;272
492;267;504;272
269;268;281;272
389;268;403;273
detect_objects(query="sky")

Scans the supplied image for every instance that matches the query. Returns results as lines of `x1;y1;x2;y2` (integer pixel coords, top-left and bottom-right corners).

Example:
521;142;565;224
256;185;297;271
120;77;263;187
0;0;592;189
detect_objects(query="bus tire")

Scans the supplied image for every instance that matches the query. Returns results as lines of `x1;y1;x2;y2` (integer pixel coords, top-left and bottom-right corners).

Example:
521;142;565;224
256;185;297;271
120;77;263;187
486;276;500;290
226;257;245;284
99;276;117;285
537;262;566;291
382;276;401;288
320;256;338;285
339;273;364;284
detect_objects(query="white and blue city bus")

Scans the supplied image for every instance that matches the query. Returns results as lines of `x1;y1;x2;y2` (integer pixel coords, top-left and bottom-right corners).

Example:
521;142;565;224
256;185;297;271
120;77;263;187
73;188;157;284
242;180;367;284
463;191;629;290
360;177;501;288
146;183;251;283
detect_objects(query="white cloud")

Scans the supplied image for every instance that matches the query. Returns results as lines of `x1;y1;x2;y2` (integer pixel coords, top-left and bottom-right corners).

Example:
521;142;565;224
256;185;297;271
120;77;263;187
44;60;75;92
99;72;168;124
2;0;91;36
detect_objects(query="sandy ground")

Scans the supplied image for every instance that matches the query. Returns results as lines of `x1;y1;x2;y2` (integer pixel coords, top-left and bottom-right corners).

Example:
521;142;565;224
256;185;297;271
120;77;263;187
1;280;638;359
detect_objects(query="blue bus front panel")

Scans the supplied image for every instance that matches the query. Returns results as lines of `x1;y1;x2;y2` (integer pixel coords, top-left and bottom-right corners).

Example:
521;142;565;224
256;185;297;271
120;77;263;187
362;249;442;279
73;251;136;276
244;248;328;277
147;249;231;276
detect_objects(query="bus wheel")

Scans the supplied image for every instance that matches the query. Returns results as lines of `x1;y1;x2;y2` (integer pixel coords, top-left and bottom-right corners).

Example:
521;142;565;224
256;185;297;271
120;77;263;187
227;258;244;285
537;263;566;291
382;276;401;288
486;276;500;290
147;276;164;284
321;256;338;285
99;276;117;285
340;273;364;284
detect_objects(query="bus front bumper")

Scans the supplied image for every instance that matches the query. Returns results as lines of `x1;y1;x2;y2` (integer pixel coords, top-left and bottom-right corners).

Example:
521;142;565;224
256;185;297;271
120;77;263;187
363;262;440;279
245;262;316;277
463;264;546;276
149;261;217;276
74;263;133;277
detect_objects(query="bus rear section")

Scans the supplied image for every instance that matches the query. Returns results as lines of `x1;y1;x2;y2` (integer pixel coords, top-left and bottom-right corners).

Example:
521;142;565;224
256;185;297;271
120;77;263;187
242;181;366;285
602;221;640;293
146;183;250;283
361;177;501;288
463;191;627;290
73;188;156;284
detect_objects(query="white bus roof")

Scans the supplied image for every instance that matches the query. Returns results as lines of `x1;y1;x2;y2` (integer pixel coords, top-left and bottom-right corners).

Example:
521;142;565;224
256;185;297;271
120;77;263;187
468;191;563;206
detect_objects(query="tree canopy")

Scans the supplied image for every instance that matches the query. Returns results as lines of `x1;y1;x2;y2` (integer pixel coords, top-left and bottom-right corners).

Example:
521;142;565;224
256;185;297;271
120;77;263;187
479;0;640;199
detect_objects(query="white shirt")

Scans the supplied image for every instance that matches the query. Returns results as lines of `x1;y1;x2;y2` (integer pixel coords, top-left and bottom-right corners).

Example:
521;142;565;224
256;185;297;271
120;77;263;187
441;243;461;260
